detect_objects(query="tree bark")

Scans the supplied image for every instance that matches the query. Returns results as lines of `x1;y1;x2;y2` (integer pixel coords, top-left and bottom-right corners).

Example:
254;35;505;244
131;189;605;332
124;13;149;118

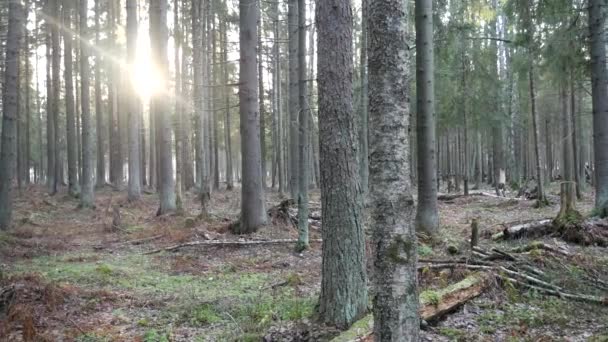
258;11;267;189
235;0;267;233
588;0;608;216
414;0;438;237
295;0;309;251
0;0;23;229
369;0;420;336
127;0;141;201
358;0;369;196
221;17;233;191
317;0;368;328
50;0;60;194
288;0;298;198
151;0;176;214
63;0;79;196
94;0;104;187
79;0;94;207
271;3;283;195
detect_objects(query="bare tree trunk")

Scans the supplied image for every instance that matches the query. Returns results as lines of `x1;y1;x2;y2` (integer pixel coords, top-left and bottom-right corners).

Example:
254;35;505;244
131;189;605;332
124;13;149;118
258;10;267;188
94;0;104;187
24;2;30;185
193;0;210;210
0;0;23;229
368;0;419;337
358;0;369;196
151;0;175;214
235;0;266;233
414;0;438;236
271;3;283;195
588;0;608;216
295;0;309;251
127;0;141;201
221;17;233;191
79;0;94;207
288;0;298;198
317;0;368;328
63;0;79;196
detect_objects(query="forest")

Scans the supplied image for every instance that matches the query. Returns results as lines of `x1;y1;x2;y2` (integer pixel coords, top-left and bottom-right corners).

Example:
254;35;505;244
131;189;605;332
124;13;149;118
0;0;607;339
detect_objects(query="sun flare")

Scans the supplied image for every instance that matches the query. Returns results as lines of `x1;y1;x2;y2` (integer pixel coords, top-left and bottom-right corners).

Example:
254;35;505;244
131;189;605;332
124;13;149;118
130;35;164;99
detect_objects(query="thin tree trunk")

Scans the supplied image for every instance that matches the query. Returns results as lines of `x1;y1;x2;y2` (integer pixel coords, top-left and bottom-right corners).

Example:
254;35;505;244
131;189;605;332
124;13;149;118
63;0;79;196
24;2;30;185
272;3;283;195
317;0;368;328
358;0;369;196
94;0;104;187
193;0;210;210
368;0;420;337
151;0;176;214
415;0;438;236
295;0;309;251
127;0;141;201
288;0;298;198
258;10;267;188
0;0;23;229
79;0;94;207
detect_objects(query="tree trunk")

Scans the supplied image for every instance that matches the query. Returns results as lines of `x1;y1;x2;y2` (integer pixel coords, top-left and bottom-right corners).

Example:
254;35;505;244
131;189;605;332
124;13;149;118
221;17;233;191
94;0;104;187
0;0;23;229
556;81;578;221
288;0;298;198
151;0;176;214
588;0;608;216
570;70;581;199
80;0;94;207
414;0;438;237
258;11;267;189
235;0;266;233
23;3;30;185
295;0;309;251
272;3;283;195
317;0;368;328
127;0;141;201
63;0;79;196
368;0;420;337
50;0;60;194
358;0;369;196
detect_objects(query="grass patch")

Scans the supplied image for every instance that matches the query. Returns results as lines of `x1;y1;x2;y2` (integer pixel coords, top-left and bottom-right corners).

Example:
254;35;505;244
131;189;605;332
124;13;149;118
438;327;467;341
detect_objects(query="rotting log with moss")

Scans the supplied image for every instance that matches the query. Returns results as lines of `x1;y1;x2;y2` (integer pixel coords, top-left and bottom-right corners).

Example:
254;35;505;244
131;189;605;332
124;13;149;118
331;273;492;341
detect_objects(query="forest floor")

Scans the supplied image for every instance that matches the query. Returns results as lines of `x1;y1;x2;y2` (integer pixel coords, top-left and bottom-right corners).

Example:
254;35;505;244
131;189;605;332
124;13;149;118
1;182;607;341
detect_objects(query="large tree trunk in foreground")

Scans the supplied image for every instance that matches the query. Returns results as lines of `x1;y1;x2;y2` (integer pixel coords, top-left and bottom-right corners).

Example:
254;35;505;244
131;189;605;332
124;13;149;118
358;0;369;196
151;0;176;214
368;0;420;338
588;0;608;217
316;0;368;328
0;0;23;229
235;0;266;233
414;0;438;237
80;0;95;207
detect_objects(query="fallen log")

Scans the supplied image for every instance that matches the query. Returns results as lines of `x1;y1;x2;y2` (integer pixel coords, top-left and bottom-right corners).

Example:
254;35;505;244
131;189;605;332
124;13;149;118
492;219;553;240
144;238;323;255
438;192;526;201
501;276;608;306
331;273;492;342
